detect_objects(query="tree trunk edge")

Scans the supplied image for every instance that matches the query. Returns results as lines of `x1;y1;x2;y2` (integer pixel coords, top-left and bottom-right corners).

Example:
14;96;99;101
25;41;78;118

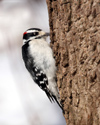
46;0;100;125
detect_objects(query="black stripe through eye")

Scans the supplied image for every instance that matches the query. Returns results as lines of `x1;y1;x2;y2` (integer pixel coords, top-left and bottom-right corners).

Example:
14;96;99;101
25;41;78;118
23;32;39;40
33;32;39;36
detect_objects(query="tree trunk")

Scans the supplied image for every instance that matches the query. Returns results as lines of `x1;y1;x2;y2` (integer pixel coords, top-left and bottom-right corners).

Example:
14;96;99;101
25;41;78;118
46;0;100;125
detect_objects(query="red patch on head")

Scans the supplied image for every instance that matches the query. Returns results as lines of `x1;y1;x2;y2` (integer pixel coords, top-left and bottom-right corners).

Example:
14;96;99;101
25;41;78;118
23;32;27;35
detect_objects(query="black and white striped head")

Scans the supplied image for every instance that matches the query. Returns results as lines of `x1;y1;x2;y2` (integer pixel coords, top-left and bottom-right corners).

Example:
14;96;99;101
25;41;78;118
23;28;50;45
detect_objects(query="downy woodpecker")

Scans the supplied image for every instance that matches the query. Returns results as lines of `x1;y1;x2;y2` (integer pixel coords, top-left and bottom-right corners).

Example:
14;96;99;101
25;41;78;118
22;28;62;110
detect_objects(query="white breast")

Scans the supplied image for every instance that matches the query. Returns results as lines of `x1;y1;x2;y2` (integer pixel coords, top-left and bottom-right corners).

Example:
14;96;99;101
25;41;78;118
29;38;56;79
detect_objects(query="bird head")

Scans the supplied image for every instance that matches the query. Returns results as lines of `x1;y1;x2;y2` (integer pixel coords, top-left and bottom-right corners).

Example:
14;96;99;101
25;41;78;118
23;28;50;45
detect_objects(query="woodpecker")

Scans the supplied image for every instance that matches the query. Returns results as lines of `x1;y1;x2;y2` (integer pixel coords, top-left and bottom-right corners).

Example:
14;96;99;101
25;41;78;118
22;28;63;110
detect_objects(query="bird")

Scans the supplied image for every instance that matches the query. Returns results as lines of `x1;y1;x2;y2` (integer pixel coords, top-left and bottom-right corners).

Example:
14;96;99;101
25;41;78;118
22;28;63;110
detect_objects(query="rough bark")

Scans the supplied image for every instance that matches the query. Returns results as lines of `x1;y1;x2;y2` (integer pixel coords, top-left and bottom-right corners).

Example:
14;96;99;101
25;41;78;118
46;0;100;125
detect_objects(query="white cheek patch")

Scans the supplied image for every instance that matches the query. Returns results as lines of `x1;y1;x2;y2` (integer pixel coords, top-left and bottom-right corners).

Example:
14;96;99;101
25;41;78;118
23;39;26;45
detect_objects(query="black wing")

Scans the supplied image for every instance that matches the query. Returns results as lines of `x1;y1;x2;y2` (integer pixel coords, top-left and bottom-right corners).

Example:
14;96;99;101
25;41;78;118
31;65;55;102
31;65;63;110
22;44;54;102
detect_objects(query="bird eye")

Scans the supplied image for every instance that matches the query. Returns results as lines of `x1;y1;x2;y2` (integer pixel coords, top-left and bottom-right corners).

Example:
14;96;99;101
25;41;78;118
33;32;39;36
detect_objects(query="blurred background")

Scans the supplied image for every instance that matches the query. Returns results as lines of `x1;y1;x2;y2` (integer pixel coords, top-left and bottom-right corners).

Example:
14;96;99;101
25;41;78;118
0;0;66;125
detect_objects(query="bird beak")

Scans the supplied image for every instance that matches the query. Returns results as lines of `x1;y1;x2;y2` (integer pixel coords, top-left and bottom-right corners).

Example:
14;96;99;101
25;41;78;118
39;31;50;38
45;32;50;36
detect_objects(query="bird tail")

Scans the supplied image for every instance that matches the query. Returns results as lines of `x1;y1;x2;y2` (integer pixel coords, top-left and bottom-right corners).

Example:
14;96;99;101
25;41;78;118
45;89;55;102
45;90;64;113
52;95;64;111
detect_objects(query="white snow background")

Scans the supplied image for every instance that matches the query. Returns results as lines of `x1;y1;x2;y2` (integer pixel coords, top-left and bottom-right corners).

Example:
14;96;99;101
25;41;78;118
0;0;66;125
